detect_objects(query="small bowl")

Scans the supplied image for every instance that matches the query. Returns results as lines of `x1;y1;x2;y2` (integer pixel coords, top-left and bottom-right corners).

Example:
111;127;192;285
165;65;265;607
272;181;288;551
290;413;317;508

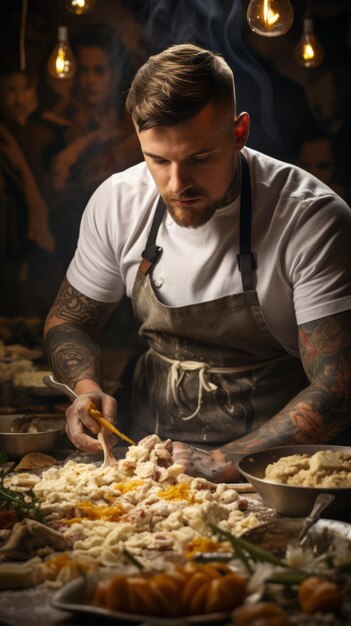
237;444;351;519
0;414;65;459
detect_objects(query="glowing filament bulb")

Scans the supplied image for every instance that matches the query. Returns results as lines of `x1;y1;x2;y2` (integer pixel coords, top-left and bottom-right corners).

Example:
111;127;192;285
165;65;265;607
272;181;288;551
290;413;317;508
295;17;324;68
48;26;76;79
263;2;279;28
247;0;294;37
55;49;66;74
303;44;315;61
65;0;96;15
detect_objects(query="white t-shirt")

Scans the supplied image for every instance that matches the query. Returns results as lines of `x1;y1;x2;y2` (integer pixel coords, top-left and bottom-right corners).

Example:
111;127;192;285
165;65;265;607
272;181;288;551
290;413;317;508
67;147;351;358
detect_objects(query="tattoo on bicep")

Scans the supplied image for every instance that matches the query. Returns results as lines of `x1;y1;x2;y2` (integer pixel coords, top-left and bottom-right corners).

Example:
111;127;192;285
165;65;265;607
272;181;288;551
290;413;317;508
298;312;351;382
45;323;102;388
293;311;351;440
221;314;351;453
47;278;114;336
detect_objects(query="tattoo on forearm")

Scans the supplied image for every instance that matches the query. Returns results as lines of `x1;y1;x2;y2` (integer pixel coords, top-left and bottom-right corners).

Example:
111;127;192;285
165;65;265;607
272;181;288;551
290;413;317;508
45;278;116;389
45;324;102;389
221;311;351;461
46;278;114;338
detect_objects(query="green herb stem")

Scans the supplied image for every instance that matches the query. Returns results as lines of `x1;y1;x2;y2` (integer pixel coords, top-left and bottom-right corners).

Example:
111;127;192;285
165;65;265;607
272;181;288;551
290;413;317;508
210;524;286;567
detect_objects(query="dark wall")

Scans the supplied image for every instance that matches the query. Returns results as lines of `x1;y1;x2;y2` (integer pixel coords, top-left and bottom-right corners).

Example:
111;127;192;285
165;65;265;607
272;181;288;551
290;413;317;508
0;0;350;347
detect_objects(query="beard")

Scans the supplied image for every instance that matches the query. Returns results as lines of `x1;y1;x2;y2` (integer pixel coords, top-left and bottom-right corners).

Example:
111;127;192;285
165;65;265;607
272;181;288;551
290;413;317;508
163;163;242;229
165;197;217;228
163;189;233;229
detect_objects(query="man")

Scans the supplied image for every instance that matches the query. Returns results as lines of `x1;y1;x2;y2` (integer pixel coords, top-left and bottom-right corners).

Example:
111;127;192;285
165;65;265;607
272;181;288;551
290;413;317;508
48;23;142;275
44;43;351;483
0;71;38;126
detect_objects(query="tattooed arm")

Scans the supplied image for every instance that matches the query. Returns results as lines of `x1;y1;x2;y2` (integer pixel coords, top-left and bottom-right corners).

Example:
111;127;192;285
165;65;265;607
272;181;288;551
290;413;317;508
172;310;351;482
44;277;117;451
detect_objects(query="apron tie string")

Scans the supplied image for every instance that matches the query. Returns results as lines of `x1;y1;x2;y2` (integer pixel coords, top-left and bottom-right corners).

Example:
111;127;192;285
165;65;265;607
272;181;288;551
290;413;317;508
168;360;217;421
154;350;292;422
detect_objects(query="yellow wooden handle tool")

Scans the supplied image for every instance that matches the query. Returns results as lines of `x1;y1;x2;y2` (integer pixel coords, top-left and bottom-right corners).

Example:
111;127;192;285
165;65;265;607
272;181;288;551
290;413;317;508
87;402;136;446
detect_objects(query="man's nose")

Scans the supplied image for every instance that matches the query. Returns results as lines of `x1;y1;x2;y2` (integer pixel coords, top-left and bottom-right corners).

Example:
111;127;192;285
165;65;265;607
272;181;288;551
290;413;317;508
84;72;96;86
168;163;192;194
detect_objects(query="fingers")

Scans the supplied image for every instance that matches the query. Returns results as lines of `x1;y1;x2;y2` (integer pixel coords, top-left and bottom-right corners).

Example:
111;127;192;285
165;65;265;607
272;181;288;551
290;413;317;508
99;395;117;424
171;442;191;467
65;421;102;452
171;442;209;465
64;392;117;452
66;400;100;434
171;442;239;483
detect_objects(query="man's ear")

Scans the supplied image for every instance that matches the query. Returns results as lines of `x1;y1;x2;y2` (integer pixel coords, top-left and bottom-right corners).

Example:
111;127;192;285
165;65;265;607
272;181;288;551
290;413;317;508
234;112;250;149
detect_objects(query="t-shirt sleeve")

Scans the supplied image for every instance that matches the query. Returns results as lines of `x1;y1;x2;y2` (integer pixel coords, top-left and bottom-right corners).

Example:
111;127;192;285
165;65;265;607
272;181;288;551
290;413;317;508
66;179;125;303
286;194;351;325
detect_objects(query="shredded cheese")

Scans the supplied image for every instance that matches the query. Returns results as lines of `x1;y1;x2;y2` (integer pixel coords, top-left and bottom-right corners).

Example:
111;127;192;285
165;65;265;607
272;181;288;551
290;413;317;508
158;482;195;503
184;536;224;558
114;480;145;494
64;501;125;524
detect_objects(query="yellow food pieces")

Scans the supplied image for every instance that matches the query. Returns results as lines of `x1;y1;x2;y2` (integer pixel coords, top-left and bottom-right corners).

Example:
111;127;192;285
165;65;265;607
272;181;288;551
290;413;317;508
61;517;83;525
62;501;125;524
298;576;343;614
184;536;223;558
114;480;145;494
91;561;247;617
43;552;92;577
157;482;195;503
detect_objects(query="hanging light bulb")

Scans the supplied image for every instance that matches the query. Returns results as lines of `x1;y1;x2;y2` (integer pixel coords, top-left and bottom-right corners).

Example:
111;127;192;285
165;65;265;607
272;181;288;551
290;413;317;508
65;0;96;15
48;26;76;79
246;0;294;37
294;16;324;68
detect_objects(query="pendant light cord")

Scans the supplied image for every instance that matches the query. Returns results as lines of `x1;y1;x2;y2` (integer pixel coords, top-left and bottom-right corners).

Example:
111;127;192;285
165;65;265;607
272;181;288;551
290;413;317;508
19;0;28;70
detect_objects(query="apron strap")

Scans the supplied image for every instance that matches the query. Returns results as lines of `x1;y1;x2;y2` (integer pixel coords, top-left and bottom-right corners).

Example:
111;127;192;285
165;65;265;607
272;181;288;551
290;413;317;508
139;195;165;275
237;153;257;292
138;153;257;289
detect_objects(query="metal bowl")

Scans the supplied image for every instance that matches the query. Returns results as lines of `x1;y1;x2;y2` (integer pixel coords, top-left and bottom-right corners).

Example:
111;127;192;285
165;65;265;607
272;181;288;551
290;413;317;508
0;414;65;459
242;517;351;556
237;444;351;519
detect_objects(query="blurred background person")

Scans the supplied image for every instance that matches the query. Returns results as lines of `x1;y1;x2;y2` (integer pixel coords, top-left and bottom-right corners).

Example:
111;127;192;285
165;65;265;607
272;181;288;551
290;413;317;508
0;70;38;127
241;28;321;164
49;23;142;276
302;62;351;204
297;132;347;201
0;69;56;314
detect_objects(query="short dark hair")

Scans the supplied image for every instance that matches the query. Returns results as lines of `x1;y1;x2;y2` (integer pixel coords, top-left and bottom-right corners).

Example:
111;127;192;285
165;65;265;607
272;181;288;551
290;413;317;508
71;23;123;68
126;43;235;131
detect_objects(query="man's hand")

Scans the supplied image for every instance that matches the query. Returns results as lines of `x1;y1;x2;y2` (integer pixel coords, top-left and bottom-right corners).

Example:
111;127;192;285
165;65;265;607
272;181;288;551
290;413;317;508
171;442;241;483
65;391;117;452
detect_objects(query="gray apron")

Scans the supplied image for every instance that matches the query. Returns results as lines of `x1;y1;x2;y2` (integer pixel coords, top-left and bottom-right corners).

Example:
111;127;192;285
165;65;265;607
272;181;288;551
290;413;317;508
129;154;308;446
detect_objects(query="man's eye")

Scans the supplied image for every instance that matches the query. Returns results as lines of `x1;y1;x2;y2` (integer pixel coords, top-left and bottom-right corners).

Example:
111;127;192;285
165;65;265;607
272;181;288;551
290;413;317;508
153;158;168;165
191;155;211;163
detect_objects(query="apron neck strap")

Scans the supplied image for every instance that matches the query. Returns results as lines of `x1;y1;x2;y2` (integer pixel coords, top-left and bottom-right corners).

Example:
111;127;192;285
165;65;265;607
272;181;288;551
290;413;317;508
237;153;257;291
138;153;257;289
139;195;165;275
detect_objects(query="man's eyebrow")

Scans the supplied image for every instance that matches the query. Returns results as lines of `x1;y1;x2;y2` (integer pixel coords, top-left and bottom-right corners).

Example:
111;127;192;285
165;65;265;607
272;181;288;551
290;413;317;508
143;148;217;159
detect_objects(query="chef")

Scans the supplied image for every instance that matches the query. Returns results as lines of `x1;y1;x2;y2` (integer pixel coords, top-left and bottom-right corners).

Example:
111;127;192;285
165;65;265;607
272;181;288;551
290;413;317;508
44;43;351;483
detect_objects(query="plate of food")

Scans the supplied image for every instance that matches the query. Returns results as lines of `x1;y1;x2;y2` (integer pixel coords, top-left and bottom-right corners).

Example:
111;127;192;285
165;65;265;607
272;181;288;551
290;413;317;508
51;564;236;625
